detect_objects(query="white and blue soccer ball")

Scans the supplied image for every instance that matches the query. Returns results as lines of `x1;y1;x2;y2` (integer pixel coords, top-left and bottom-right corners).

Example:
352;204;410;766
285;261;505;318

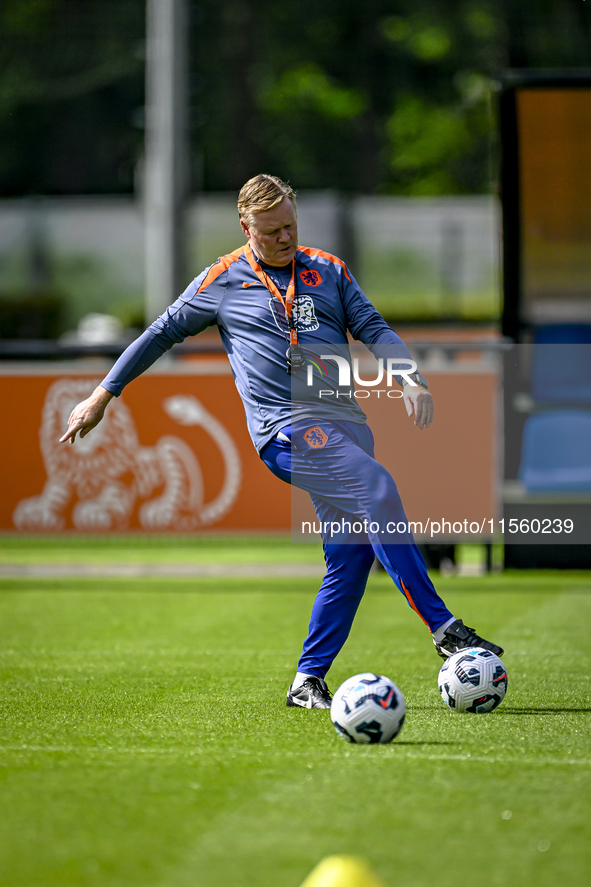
330;673;406;744
438;647;508;713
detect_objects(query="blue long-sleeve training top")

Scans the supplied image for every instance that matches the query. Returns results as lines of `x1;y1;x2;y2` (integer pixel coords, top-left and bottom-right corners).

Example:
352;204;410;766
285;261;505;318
101;244;413;453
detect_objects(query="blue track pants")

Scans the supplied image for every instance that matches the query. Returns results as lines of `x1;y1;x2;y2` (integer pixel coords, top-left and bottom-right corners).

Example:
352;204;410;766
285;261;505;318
261;420;453;678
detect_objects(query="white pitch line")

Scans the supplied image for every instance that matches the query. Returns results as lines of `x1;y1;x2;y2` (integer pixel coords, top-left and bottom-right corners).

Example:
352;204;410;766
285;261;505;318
0;746;589;766
0;564;323;578
396;752;591;767
0;746;183;755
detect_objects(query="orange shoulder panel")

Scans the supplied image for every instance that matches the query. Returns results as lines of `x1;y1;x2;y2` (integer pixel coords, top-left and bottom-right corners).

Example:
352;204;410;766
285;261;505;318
297;245;352;282
197;245;246;293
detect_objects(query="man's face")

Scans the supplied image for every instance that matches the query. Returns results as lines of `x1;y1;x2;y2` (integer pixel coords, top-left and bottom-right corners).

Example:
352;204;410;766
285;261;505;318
240;197;298;266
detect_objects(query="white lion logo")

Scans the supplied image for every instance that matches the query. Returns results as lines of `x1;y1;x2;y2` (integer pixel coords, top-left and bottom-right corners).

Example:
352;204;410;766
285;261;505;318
13;379;241;532
269;294;319;334
292;295;319;331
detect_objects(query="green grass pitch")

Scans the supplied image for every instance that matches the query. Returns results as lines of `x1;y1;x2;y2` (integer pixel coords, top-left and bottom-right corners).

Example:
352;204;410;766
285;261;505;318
0;536;590;886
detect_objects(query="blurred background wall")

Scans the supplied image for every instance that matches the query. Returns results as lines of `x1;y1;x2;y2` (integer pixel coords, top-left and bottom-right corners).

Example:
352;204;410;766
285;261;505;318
0;193;499;332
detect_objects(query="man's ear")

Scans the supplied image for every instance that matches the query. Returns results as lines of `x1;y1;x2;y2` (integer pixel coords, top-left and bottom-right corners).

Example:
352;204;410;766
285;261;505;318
240;218;250;238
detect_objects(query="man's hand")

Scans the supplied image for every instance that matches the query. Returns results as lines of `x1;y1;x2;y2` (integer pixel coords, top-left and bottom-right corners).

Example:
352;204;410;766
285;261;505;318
59;386;114;444
403;384;433;429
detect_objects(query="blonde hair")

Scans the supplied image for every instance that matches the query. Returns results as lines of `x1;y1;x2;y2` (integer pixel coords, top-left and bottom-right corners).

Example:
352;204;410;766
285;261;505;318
237;174;297;227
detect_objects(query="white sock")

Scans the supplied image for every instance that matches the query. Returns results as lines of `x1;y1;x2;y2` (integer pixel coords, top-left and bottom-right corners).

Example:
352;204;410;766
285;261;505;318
432;616;457;643
291;671;315;690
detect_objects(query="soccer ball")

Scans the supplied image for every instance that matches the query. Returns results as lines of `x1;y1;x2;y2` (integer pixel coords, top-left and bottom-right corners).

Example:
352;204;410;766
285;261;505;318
438;647;508;713
330;673;406;744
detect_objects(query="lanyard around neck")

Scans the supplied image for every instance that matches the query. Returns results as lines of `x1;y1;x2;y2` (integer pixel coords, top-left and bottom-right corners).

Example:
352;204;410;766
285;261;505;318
245;243;298;347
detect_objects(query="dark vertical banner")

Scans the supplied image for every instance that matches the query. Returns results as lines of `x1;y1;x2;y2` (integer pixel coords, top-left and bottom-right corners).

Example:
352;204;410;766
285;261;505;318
500;72;591;566
518;87;591;325
500;72;591;337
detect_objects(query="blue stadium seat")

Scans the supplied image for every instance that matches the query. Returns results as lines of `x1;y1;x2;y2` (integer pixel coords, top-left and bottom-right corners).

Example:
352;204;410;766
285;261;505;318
531;324;591;403
518;409;591;492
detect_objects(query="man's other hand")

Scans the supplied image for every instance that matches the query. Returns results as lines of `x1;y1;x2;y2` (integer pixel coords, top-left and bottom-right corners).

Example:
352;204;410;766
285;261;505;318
403;384;433;429
59;386;114;444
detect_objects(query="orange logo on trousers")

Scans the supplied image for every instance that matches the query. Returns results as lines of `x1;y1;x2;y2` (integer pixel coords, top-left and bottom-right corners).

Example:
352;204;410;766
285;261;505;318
303;426;328;448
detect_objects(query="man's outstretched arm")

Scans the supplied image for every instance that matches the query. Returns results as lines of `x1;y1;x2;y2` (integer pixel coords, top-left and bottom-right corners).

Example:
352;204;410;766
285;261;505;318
57;326;174;444
58;273;223;445
59;385;114;444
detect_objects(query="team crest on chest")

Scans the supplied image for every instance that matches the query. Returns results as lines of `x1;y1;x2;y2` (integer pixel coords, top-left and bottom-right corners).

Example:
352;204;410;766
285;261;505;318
269;295;319;333
293;295;319;331
299;269;323;287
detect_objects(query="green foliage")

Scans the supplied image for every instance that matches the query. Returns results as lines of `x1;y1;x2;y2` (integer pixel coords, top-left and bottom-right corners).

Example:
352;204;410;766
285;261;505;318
385;87;492;195
0;0;144;195
381;16;452;61
1;0;591;195
259;63;366;120
387;96;472;193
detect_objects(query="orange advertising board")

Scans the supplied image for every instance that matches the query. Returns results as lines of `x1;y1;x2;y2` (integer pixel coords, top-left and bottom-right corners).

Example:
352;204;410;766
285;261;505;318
1;363;290;533
1;361;498;538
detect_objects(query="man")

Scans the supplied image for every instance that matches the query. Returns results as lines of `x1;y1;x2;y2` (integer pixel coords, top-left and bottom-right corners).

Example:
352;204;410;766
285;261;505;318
60;174;503;709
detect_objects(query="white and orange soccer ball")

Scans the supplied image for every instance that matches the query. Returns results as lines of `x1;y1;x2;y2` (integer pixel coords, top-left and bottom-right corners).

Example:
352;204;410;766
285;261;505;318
330;673;406;744
438;647;508;713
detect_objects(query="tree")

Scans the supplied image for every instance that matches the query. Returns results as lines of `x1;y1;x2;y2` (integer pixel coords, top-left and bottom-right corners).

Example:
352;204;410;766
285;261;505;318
0;0;144;195
1;0;590;197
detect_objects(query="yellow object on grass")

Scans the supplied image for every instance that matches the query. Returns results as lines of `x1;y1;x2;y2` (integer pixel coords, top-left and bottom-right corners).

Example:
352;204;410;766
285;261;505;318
299;855;388;887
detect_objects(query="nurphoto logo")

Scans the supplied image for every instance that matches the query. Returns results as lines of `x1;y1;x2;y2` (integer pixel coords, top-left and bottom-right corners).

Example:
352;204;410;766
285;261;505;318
306;355;419;399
